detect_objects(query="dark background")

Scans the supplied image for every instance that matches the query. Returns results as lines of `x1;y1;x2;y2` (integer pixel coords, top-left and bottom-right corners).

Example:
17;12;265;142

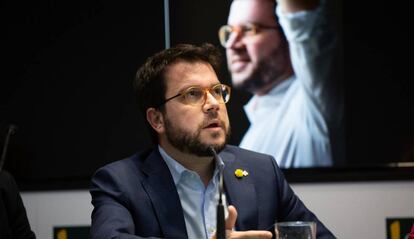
1;1;164;188
1;0;413;190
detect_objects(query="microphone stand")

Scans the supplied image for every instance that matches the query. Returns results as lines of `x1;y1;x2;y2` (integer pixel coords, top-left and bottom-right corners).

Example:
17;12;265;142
209;146;225;239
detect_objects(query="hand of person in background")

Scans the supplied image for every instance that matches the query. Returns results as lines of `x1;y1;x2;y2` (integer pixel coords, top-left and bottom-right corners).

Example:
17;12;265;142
276;0;319;13
211;205;273;239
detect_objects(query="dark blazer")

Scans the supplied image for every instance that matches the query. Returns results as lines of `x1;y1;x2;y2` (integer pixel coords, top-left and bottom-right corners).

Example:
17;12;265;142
90;145;335;239
0;171;36;239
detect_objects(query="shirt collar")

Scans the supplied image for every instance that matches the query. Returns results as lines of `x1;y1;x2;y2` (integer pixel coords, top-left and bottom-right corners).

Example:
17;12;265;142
158;145;225;186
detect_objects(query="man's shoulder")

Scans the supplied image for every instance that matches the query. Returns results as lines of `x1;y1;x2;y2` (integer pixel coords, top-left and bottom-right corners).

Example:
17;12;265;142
0;170;16;189
90;148;161;192
223;145;276;162
93;148;156;175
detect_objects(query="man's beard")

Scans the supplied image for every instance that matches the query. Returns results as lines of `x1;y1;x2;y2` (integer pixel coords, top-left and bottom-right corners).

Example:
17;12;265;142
164;116;230;157
233;47;289;94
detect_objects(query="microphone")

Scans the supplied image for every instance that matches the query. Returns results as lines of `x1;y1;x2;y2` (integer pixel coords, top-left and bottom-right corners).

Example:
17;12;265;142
0;124;18;172
209;146;225;239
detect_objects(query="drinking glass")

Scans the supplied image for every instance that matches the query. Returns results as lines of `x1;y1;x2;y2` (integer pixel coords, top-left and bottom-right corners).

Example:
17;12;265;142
275;221;316;239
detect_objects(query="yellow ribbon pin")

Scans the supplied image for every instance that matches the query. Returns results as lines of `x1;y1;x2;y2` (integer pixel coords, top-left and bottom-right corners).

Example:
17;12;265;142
234;169;249;178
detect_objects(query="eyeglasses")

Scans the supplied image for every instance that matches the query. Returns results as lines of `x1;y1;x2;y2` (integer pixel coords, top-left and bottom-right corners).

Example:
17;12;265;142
218;23;278;47
159;84;231;107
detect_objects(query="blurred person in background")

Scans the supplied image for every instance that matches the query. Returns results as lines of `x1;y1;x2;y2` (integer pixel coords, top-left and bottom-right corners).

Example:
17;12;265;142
219;0;344;168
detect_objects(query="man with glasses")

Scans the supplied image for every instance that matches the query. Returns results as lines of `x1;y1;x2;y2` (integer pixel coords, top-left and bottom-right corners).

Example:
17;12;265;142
219;0;344;168
89;43;335;239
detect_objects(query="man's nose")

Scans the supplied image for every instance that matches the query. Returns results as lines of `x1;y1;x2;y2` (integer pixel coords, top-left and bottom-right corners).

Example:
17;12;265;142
203;92;220;112
226;31;244;49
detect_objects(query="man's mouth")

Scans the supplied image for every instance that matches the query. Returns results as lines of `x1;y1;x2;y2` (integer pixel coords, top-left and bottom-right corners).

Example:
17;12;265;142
230;58;250;72
206;123;220;128
203;120;222;129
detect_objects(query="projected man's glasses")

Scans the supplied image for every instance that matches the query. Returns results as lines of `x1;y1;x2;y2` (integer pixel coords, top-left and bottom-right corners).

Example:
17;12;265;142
218;23;278;47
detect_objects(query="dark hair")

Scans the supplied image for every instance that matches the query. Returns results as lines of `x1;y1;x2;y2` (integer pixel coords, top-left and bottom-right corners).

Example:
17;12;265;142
134;43;222;145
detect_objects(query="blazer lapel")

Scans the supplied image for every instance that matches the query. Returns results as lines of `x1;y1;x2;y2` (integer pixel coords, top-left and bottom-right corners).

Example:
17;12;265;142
221;149;258;230
141;150;188;239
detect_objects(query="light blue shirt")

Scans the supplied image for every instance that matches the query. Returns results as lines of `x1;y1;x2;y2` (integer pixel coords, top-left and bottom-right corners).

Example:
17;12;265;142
158;146;225;239
240;0;342;168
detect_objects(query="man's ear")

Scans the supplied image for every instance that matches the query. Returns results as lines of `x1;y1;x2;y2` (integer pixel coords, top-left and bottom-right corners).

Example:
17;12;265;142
146;107;164;133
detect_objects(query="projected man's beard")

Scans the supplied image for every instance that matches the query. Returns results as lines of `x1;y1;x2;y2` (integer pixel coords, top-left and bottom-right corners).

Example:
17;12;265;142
233;42;290;94
164;116;230;157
